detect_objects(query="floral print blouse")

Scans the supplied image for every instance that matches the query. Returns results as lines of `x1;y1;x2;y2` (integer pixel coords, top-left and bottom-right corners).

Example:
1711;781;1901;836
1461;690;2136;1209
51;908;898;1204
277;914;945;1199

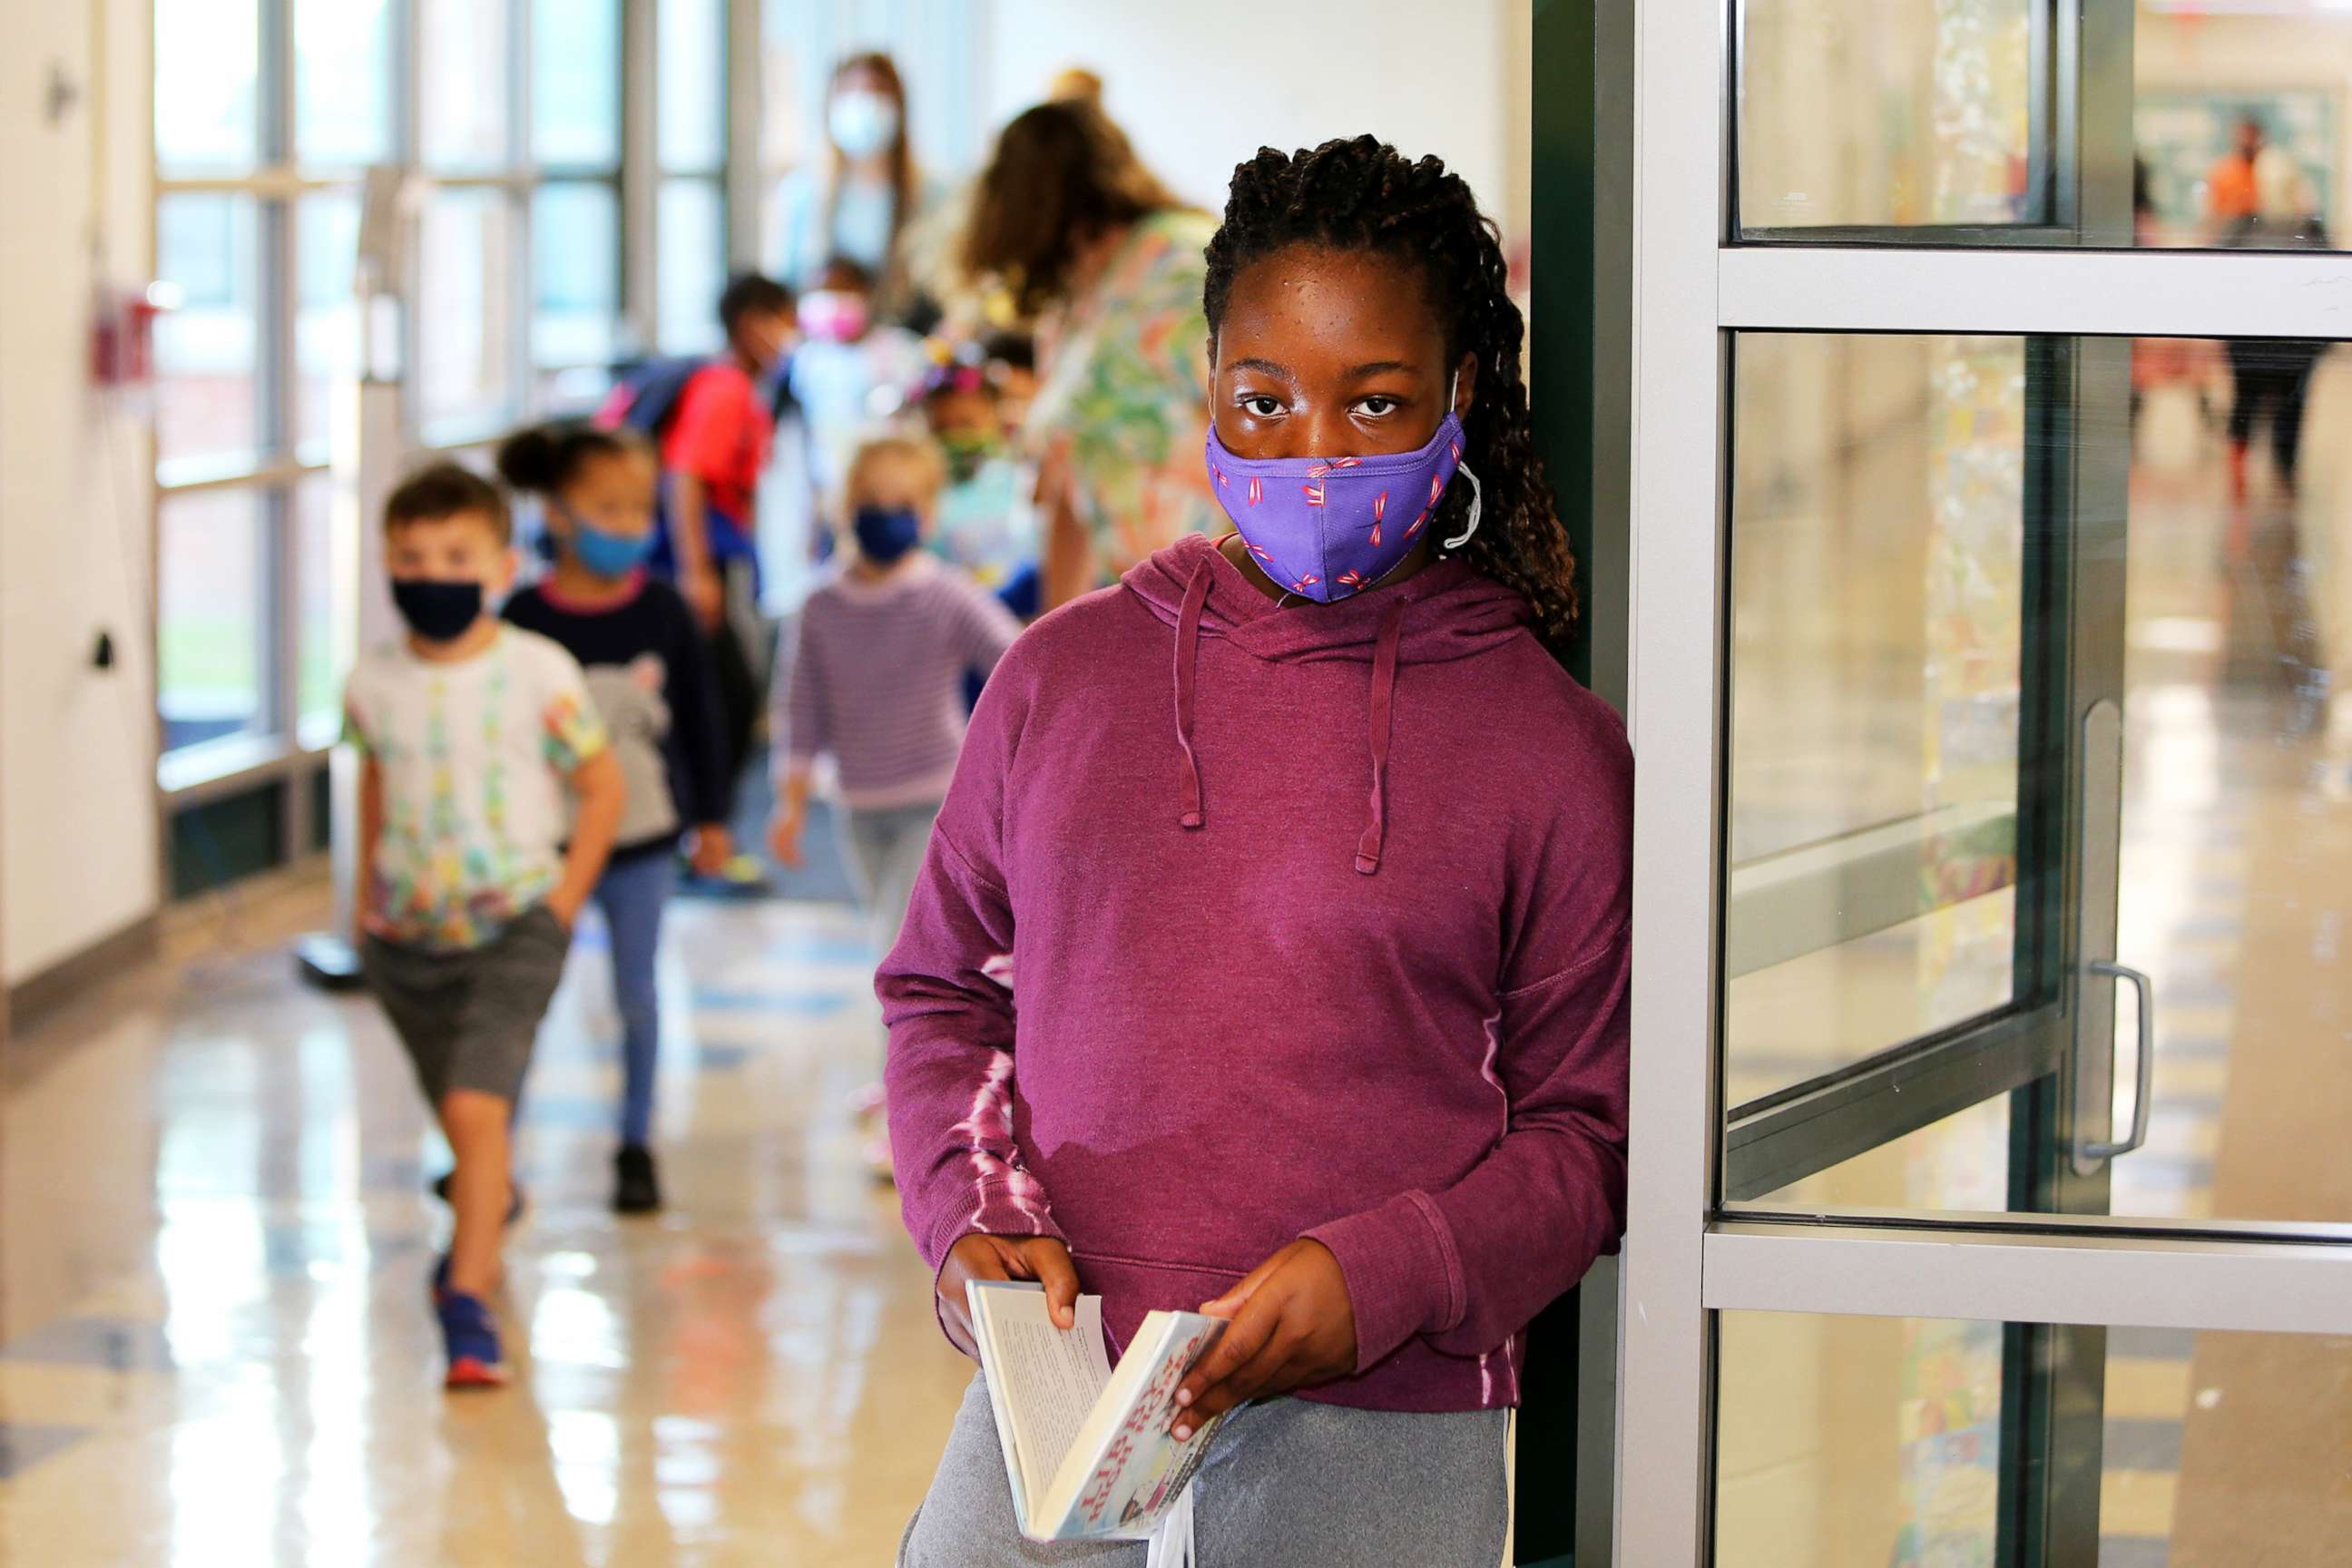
1024;209;1223;585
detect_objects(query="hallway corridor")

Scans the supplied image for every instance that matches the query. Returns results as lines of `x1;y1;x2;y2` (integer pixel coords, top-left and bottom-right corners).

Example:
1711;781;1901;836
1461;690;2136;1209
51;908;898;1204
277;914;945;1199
0;887;962;1564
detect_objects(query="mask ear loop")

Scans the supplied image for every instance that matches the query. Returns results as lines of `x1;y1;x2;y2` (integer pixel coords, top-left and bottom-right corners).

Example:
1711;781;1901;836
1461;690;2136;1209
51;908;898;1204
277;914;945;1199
1442;465;1483;550
1438;367;1483;551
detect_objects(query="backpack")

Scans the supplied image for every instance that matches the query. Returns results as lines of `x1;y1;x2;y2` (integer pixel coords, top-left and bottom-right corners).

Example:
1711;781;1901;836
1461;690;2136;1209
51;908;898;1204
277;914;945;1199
593;357;709;444
594;355;799;444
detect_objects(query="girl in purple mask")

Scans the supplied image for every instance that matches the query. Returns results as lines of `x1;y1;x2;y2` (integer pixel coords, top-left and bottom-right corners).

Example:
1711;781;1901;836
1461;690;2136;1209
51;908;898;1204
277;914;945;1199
888;138;1629;1564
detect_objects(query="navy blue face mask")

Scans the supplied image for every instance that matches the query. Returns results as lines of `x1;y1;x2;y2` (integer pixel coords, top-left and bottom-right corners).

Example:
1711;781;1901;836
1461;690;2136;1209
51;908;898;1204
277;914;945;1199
852;505;923;564
391;578;485;642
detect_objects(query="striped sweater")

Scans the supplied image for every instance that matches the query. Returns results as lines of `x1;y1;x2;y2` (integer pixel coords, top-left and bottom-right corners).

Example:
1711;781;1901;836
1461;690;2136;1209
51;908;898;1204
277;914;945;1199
776;554;1022;809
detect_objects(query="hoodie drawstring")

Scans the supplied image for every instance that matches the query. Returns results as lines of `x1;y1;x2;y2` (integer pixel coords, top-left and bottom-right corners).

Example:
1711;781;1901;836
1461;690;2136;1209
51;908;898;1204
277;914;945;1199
1354;601;1407;876
1170;558;1406;874
1172;561;1212;829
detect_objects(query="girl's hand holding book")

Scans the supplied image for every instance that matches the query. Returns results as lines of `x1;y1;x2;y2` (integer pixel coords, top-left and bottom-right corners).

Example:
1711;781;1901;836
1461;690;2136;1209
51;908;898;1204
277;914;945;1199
939;1234;1081;1357
1170;1240;1357;1438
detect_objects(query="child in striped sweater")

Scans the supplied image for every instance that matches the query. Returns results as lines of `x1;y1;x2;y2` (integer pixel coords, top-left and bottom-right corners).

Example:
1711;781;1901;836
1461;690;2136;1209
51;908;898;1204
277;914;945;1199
769;434;1023;1146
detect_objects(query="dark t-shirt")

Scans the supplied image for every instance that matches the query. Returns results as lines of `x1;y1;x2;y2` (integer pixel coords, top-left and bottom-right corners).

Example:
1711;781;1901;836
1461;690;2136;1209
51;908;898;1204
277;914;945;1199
505;574;731;858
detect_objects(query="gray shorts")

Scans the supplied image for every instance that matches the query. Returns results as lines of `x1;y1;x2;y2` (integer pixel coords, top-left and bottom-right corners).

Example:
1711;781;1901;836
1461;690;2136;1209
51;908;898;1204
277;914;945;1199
899;1371;1509;1567
362;905;572;1106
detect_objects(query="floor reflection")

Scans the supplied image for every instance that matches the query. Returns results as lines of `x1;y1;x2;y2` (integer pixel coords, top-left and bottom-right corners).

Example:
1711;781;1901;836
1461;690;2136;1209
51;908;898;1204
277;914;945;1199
0;889;965;1564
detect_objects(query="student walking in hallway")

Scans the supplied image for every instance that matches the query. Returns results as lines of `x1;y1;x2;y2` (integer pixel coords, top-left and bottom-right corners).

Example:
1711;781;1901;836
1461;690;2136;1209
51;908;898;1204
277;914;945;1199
500;422;734;1213
344;464;624;1386
770;433;1023;1171
647;274;799;836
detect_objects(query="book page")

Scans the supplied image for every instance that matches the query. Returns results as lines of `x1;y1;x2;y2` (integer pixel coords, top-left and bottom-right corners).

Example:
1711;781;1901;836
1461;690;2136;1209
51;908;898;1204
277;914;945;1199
970;1283;1110;1514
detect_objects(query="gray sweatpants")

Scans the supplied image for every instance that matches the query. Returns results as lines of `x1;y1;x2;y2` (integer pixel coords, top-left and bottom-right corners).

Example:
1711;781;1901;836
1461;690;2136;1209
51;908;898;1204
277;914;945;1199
898;1372;1509;1568
842;800;940;962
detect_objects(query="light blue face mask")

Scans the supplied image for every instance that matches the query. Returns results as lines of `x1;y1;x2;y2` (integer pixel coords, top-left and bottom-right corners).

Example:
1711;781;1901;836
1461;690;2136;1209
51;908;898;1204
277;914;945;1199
828;92;899;159
564;512;656;580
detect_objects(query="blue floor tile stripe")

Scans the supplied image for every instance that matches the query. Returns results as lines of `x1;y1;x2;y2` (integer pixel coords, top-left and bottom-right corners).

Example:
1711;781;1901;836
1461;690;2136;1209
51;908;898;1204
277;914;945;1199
0;1422;93;1480
0;1317;175;1373
690;989;855;1017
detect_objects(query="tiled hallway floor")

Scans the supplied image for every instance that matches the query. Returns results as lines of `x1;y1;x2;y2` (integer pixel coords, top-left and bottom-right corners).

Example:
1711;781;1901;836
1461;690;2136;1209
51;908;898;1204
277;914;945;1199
0;883;967;1564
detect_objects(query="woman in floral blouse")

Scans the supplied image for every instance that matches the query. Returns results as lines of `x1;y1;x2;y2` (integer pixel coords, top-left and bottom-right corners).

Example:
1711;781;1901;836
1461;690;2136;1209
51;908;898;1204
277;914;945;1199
961;102;1223;607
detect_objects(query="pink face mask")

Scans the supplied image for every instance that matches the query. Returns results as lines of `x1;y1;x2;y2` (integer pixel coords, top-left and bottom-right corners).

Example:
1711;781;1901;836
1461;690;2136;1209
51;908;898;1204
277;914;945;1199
799;289;870;344
1203;376;1483;602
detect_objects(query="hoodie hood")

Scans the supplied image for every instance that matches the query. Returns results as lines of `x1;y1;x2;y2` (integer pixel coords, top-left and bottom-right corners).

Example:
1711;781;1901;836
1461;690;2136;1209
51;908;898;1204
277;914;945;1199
1122;531;1530;666
1121;532;1534;875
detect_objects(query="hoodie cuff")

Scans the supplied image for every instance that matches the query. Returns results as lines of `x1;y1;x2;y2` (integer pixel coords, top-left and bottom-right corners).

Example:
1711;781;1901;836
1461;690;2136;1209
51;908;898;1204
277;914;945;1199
921;1181;1070;1351
921;1177;1068;1272
1304;1190;1464;1373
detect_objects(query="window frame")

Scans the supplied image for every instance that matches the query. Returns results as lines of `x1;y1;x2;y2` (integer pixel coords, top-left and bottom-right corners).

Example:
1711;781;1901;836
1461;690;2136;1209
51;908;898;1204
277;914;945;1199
150;0;725;880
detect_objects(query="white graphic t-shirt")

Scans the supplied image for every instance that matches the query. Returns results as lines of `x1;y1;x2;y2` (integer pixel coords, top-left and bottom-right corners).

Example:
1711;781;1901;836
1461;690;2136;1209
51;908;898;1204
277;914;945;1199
344;625;607;951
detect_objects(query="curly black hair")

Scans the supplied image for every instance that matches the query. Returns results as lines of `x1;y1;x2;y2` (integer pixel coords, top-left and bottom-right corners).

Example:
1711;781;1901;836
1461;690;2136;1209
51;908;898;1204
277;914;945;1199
1203;137;1577;650
495;420;649;498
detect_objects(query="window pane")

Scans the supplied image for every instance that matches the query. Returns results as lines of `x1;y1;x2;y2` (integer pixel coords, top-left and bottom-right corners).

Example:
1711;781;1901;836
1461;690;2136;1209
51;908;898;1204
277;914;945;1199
659;0;726;172
296;193;361;459
294;0;393;168
1724;330;2352;1231
1742;1097;2011;1215
1740;1;2352;249
534;182;620;368
1717;1313;2352;1564
657;178;727;353
295;476;352;742
161;490;273;754
155;194;265;469
1739;0;2038;233
534;0;622;167
418;191;519;436
422;0;513;171
1726;334;2024;1096
155;0;260;174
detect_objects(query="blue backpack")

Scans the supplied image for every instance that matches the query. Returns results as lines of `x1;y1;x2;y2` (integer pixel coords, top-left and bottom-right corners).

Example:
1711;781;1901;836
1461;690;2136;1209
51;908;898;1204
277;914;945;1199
594;357;708;442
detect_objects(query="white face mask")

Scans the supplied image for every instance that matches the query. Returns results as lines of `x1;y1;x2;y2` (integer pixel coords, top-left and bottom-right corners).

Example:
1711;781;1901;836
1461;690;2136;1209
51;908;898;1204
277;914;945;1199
828;92;899;159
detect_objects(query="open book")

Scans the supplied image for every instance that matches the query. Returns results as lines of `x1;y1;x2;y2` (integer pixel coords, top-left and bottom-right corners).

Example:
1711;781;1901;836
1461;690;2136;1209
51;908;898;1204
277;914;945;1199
966;1279;1230;1543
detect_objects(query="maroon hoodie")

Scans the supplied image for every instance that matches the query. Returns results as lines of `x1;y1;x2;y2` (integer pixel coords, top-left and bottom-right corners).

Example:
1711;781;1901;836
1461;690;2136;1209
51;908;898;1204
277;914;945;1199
880;531;1630;1412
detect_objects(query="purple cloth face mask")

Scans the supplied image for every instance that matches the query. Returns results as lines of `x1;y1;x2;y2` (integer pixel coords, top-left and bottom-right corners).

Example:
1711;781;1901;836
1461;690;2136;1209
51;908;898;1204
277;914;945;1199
1204;390;1482;602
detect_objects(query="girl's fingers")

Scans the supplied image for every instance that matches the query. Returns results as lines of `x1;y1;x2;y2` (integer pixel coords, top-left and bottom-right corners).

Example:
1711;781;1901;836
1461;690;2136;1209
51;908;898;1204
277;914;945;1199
1026;1241;1081;1329
1199;1250;1287;1318
1175;1287;1284;1414
1177;1323;1297;1436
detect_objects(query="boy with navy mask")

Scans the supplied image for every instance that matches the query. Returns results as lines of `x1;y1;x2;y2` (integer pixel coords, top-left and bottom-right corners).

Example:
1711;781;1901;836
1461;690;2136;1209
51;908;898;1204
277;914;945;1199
345;462;624;1387
769;434;1021;1172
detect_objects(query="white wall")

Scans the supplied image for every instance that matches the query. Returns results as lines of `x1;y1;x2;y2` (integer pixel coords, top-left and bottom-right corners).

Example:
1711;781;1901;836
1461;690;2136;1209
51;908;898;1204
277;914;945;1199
0;0;161;987
979;0;1523;240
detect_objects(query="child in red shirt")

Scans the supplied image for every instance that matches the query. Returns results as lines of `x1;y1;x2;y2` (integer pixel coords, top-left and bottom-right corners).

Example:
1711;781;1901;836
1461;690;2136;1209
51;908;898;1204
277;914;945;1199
658;272;796;833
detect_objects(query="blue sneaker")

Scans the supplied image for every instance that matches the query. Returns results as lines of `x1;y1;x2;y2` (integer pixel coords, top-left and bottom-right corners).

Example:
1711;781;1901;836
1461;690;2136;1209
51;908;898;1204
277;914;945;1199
437;1291;508;1388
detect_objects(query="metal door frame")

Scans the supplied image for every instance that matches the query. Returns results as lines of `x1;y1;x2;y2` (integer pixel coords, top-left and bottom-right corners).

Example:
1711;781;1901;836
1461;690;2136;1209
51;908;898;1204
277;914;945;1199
1616;4;2352;1564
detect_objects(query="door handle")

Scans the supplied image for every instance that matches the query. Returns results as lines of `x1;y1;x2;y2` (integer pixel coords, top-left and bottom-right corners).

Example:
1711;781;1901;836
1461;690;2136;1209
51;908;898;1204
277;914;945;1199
2076;959;2155;1165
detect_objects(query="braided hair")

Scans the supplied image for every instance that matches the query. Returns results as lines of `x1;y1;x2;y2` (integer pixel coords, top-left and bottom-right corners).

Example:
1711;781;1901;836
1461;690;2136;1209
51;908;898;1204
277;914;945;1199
1203;137;1578;650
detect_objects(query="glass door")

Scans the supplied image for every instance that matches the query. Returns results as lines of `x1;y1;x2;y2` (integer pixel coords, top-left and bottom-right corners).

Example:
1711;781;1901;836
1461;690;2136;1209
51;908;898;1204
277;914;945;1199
1615;4;2352;1564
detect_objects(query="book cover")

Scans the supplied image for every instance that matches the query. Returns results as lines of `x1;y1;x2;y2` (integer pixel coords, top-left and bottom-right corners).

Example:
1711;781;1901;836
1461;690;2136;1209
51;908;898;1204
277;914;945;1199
966;1281;1230;1543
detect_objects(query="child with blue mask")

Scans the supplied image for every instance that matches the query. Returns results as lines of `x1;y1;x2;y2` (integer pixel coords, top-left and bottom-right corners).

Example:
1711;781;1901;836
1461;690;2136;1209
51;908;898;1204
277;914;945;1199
499;422;736;1215
769;433;1023;1174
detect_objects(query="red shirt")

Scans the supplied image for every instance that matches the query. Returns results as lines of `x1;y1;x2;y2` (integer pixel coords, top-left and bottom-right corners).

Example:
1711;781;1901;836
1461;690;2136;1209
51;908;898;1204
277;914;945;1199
661;362;771;525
